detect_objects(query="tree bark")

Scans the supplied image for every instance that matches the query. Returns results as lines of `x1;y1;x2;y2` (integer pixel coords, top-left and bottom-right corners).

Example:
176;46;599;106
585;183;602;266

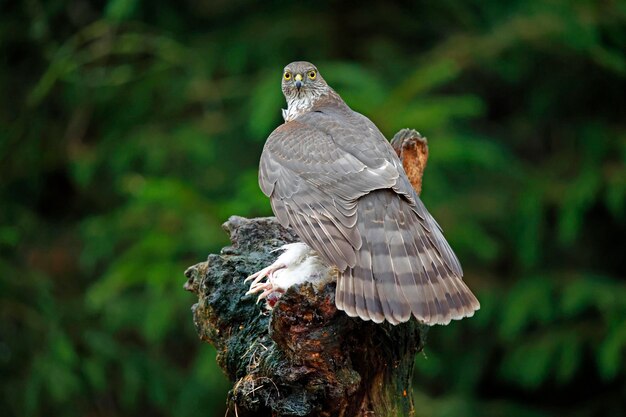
184;129;430;417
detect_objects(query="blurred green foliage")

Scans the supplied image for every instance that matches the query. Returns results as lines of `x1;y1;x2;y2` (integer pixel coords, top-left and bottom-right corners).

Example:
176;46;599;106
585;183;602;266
1;1;625;416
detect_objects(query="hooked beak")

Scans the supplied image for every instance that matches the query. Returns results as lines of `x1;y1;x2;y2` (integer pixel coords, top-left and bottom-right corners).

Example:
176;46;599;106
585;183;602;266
294;73;303;90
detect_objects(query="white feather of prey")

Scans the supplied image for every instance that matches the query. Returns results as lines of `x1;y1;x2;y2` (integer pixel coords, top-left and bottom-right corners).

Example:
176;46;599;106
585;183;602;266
269;243;333;290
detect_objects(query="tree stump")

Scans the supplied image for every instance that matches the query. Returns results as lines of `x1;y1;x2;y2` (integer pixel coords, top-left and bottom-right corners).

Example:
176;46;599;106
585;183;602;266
184;129;431;416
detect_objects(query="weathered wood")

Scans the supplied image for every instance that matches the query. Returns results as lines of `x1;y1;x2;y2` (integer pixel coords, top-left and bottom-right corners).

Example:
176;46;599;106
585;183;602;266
390;128;429;195
184;129;430;416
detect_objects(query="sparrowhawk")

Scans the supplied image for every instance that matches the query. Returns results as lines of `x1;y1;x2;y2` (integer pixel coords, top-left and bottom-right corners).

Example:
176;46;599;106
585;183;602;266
247;61;479;325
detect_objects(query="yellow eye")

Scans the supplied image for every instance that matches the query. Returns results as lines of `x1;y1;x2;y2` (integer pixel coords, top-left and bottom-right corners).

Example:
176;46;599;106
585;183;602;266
283;72;292;80
307;70;317;80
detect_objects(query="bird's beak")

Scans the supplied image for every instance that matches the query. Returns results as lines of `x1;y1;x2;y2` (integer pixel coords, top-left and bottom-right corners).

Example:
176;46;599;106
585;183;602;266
294;73;303;90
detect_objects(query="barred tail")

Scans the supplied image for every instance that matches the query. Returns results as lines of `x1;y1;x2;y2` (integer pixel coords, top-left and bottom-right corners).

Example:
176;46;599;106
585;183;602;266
335;190;480;325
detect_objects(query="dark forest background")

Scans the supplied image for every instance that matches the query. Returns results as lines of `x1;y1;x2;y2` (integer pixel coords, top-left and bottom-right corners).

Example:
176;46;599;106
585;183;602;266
1;1;625;416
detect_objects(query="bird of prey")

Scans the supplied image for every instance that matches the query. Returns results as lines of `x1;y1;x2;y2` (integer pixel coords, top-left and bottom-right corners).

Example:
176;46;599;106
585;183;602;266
246;61;479;325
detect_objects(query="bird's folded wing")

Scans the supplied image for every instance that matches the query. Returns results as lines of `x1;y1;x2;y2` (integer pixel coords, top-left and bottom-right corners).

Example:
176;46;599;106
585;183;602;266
302;110;464;278
259;120;399;270
259;112;463;281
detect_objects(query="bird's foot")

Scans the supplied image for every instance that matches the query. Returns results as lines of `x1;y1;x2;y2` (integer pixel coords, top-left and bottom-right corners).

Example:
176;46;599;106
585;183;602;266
244;242;328;309
245;261;286;304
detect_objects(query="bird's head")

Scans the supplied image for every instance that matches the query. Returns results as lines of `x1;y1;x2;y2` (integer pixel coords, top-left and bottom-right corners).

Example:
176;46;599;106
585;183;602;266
281;61;328;100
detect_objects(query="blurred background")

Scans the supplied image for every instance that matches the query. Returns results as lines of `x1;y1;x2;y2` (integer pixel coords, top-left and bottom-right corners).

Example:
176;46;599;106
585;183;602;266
1;0;625;416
